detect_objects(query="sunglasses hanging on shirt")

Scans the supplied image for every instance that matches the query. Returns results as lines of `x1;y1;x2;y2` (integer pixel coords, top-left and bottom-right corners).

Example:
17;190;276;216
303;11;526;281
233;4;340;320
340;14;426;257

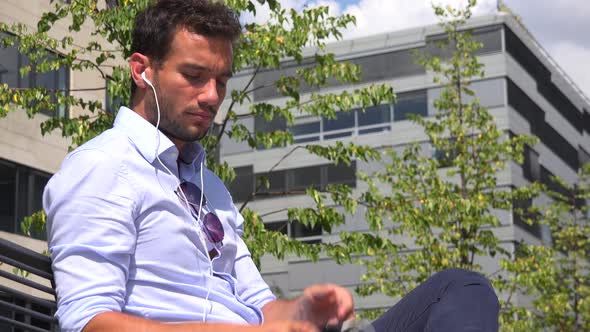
175;181;224;258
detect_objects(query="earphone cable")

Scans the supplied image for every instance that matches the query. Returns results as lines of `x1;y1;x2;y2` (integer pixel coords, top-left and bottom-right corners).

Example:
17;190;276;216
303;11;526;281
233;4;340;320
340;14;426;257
142;72;213;323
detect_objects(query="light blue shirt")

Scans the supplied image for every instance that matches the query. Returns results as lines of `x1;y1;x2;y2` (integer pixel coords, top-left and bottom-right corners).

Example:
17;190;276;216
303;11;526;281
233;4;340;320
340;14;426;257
43;107;276;332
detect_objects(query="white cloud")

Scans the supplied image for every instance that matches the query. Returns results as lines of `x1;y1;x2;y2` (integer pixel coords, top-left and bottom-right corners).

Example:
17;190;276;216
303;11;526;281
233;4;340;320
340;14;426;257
306;0;342;16
241;0;309;25
334;0;497;39
547;42;590;101
242;0;497;39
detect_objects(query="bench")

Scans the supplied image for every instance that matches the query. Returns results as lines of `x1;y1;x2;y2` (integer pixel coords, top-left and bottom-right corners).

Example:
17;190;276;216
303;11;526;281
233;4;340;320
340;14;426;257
0;237;58;331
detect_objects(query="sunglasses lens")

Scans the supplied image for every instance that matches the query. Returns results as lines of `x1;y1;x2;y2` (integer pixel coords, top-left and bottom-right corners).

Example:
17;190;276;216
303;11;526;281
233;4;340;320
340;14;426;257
204;213;224;243
179;182;206;206
178;182;223;245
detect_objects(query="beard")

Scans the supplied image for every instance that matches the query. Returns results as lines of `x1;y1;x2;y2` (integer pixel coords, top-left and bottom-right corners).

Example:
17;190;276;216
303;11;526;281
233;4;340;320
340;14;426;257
144;72;212;143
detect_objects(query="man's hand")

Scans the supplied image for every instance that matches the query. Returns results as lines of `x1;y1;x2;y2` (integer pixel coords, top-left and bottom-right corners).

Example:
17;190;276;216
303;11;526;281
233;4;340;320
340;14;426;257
262;284;355;329
297;284;355;327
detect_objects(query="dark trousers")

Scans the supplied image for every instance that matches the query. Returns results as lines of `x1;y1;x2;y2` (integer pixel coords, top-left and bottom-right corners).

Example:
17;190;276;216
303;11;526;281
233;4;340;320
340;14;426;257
370;268;499;332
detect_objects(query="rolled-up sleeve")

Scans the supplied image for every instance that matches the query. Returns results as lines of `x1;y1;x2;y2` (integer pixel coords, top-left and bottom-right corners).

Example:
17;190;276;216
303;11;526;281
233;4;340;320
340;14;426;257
43;148;139;332
232;212;276;312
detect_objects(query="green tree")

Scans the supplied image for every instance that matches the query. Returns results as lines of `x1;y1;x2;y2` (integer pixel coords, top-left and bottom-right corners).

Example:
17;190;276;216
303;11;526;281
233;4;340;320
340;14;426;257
316;0;539;316
499;163;590;331
0;0;392;266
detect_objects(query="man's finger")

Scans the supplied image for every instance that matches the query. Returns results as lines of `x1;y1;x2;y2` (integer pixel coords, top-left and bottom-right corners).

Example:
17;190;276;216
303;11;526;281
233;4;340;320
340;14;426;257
326;317;340;326
335;289;354;320
308;285;336;299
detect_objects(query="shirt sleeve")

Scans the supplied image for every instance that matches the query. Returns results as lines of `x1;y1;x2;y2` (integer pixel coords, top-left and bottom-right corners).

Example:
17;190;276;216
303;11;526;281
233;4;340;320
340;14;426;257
232;211;277;312
43;148;139;332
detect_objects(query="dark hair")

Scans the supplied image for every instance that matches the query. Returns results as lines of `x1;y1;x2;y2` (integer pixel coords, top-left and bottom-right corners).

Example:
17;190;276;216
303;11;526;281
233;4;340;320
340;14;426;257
130;0;241;97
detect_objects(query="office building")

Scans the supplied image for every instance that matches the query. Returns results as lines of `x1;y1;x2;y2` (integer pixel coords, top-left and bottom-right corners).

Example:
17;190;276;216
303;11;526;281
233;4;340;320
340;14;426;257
220;13;590;310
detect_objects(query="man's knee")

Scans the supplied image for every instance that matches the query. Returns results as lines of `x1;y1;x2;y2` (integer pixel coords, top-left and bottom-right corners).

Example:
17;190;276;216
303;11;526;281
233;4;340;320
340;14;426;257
424;268;500;332
435;268;499;308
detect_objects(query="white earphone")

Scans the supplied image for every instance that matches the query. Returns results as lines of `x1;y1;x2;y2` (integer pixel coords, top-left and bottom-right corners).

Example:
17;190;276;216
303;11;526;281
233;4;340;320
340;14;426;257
141;71;153;87
141;70;213;322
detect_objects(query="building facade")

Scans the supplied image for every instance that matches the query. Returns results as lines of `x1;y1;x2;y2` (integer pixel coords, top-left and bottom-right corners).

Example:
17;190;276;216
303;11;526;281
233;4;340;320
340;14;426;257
1;0;109;246
219;13;590;311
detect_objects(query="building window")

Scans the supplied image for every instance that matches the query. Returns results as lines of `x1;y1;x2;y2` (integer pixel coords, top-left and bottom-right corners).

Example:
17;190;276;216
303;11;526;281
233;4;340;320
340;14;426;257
0;32;69;118
290;220;322;243
394;90;428;121
289;117;321;143
263;219;322;244
540;166;568;198
0;33;19;87
288;165;322;191
357;104;391;134
253;59;316;101
583;111;590;136
505;26;551;83
36;53;69;117
523;145;540;182
322;110;355;140
256;170;287;194
229;162;356;203
232;88;426;152
351;48;426;83
512;196;541;239
264;220;288;235
255;114;287;133
579;146;590;169
326;162;357;187
537;81;583;133
426;26;503;58
254;113;288;149
0;159;51;240
0;162;17;234
252;49;425;101
228;166;254;203
505;26;583;134
507;79;578;171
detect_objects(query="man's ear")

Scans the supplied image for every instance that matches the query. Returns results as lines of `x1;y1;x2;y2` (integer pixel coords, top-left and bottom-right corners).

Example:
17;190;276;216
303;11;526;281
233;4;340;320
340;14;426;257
129;53;151;90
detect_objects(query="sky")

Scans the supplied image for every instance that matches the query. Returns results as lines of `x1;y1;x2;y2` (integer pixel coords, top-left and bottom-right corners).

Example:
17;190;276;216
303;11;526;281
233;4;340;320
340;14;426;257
243;0;590;103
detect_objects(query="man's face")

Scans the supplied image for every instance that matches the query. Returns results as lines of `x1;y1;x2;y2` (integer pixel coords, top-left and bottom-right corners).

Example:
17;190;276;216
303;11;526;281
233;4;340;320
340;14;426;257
144;29;233;145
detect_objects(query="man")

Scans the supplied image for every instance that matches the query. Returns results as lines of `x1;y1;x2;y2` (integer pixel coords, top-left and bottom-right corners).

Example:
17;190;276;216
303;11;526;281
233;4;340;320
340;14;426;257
43;0;499;331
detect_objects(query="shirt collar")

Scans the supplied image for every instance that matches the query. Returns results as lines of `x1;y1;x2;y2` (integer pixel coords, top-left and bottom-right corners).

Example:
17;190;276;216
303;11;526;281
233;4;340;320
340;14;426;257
113;106;206;166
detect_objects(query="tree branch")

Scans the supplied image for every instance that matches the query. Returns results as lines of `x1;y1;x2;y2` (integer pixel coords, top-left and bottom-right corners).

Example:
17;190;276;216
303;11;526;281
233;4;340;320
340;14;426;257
216;65;260;143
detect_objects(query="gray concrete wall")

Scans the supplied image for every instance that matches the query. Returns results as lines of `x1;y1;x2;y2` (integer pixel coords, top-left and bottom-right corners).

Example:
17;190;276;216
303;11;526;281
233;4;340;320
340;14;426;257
0;0;126;174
